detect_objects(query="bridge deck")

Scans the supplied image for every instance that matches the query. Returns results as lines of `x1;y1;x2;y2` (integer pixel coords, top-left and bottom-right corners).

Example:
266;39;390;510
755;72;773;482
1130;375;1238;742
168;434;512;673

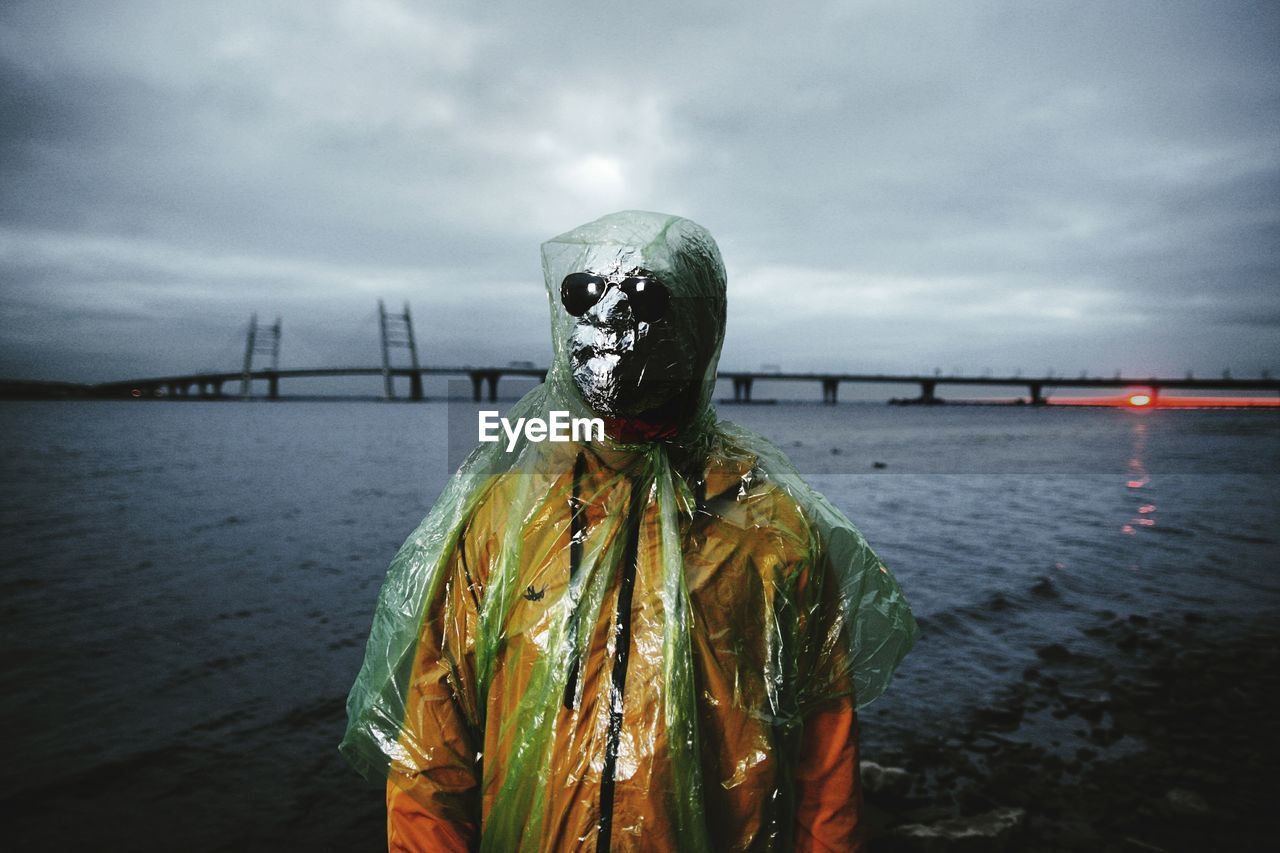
76;365;1280;404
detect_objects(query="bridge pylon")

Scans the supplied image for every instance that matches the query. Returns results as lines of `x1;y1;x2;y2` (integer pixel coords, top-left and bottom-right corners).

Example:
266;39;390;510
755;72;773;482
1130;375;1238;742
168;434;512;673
378;300;423;400
241;314;281;398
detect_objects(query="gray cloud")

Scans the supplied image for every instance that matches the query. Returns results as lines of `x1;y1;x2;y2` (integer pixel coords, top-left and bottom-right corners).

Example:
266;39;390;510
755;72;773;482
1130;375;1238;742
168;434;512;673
1;0;1276;383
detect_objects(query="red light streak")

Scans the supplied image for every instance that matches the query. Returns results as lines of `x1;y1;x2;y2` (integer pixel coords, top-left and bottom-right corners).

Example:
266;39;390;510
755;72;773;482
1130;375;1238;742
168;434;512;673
1050;394;1280;408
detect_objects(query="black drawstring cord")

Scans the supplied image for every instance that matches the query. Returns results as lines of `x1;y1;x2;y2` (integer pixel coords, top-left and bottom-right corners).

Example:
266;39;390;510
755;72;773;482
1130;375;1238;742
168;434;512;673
597;475;646;853
563;451;587;711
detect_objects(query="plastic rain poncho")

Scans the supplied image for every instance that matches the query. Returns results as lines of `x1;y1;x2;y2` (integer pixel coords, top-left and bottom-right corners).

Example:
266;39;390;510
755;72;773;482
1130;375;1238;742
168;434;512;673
340;211;917;851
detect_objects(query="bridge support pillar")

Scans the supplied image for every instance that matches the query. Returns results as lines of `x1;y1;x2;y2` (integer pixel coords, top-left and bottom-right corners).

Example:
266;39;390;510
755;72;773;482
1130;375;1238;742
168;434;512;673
731;377;754;401
822;379;838;404
213;381;223;397
486;372;499;402
268;372;279;400
380;300;422;400
470;372;483;402
1029;382;1045;405
920;380;938;404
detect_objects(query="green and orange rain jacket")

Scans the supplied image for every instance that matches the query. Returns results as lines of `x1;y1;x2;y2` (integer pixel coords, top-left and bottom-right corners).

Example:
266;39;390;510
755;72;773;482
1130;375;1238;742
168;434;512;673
341;211;917;851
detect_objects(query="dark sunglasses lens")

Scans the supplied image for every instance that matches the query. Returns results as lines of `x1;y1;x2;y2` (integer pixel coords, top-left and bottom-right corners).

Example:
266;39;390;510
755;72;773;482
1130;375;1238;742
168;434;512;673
621;278;669;322
560;273;606;316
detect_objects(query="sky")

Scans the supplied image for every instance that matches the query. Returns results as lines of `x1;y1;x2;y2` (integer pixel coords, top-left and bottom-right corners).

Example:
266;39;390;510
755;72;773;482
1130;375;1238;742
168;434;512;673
1;0;1277;385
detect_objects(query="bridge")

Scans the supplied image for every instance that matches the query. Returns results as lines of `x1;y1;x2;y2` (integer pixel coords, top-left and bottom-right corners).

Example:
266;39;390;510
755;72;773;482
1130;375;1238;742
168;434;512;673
91;364;546;402
11;304;1279;404
720;371;1280;405
81;366;1280;405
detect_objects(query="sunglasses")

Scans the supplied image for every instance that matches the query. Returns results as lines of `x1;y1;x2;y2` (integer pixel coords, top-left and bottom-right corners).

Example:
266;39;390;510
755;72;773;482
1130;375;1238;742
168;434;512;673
560;271;670;323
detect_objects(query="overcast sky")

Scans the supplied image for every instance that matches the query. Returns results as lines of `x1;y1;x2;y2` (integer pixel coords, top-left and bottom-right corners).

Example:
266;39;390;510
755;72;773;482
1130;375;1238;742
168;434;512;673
1;0;1277;384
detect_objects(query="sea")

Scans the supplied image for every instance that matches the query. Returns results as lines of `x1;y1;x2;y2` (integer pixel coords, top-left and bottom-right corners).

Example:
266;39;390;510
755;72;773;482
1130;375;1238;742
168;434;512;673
2;399;1277;850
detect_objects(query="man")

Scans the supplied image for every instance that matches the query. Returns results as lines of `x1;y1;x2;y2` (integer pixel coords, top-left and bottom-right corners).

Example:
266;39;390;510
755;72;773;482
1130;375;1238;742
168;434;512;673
341;211;917;851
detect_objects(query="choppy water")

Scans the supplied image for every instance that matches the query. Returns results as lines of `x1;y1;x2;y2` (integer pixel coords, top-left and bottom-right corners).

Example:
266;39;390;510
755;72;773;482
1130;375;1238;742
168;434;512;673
2;400;1277;850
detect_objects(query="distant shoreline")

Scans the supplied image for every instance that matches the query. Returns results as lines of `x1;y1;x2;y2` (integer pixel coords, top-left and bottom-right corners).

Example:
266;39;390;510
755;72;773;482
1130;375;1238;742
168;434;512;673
2;379;1277;408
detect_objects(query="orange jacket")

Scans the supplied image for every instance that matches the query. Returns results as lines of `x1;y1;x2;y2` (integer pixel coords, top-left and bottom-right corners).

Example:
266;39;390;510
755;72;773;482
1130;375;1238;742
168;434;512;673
388;701;863;851
382;444;867;851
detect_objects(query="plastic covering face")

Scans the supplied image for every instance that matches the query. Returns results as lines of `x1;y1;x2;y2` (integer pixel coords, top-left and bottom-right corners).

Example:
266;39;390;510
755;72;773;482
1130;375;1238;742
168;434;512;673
340;210;918;851
566;263;695;419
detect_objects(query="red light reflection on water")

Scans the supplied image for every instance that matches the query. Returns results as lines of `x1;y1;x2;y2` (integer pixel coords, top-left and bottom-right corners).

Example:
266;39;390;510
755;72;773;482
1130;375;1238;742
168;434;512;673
1121;422;1156;534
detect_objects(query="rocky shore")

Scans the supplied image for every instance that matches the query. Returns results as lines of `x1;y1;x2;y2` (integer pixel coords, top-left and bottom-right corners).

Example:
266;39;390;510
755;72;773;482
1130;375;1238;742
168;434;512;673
862;612;1279;852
